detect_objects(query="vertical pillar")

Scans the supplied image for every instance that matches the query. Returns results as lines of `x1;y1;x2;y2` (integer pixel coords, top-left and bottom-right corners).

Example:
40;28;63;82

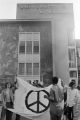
51;20;56;76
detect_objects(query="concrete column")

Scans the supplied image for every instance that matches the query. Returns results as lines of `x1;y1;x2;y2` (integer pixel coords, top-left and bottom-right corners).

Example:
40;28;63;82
51;20;56;76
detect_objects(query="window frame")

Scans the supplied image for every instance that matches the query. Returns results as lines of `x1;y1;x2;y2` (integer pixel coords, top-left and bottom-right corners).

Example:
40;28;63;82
68;46;77;68
26;63;32;75
19;41;25;54
33;63;40;75
18;32;40;77
18;62;25;75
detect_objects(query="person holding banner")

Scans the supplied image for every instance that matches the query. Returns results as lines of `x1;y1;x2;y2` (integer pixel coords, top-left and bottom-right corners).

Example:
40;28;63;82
1;86;6;120
44;76;64;120
14;80;20;120
5;82;14;120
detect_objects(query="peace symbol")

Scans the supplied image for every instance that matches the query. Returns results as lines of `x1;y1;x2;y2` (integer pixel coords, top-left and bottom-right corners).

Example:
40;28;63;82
25;90;50;113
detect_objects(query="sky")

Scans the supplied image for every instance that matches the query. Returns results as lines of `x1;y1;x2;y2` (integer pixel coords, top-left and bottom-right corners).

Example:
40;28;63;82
0;0;80;39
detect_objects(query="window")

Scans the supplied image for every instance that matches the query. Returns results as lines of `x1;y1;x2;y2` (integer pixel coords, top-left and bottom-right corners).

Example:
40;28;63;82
77;48;80;57
19;41;25;53
26;63;32;75
18;63;40;76
26;41;32;54
19;32;40;54
33;41;39;54
18;32;40;77
69;48;75;61
33;63;39;75
69;71;77;77
19;63;25;75
68;48;76;68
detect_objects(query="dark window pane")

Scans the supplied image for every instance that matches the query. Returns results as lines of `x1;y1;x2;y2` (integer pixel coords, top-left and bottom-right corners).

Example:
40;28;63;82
26;63;32;75
19;63;25;75
33;41;39;54
19;41;25;53
69;71;77;77
26;41;32;54
33;63;39;75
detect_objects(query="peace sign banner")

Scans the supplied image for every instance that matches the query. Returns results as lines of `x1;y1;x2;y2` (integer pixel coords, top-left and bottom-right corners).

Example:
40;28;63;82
9;77;52;120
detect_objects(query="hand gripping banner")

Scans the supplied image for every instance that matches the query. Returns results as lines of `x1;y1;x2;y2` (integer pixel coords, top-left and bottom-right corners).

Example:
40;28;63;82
8;77;64;120
8;77;52;120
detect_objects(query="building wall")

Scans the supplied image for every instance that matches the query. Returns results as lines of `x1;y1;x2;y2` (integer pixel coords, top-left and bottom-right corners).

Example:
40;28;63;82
76;40;80;84
18;21;52;83
53;16;69;83
16;3;74;84
0;3;75;85
0;23;18;76
0;21;53;84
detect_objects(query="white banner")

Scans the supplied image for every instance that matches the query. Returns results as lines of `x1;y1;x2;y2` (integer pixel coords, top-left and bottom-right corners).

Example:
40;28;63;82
9;77;64;120
9;77;52;120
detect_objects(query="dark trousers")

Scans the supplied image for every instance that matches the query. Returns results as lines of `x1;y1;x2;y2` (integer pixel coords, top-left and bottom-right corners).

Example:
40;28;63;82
15;114;20;120
6;109;12;120
6;102;13;120
1;107;6;120
50;112;61;120
67;106;73;120
50;103;62;120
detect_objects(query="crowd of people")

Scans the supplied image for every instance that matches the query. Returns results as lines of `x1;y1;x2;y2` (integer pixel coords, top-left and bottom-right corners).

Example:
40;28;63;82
0;76;80;120
48;77;80;120
63;80;80;120
0;81;20;120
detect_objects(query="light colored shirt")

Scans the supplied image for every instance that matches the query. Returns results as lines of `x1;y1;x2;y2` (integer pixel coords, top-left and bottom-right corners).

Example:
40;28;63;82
67;87;78;107
4;88;13;103
74;90;80;120
5;89;11;102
